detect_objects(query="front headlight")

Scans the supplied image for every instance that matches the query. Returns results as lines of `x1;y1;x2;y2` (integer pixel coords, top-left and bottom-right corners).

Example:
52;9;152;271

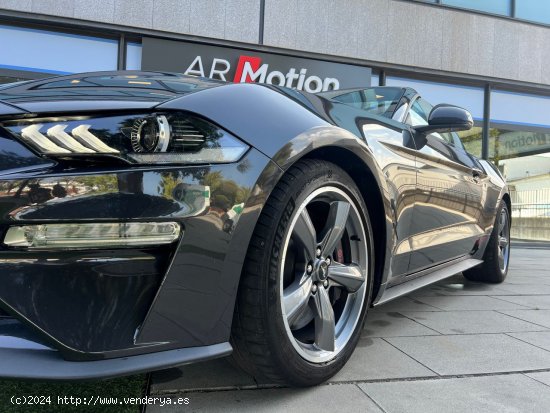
1;112;248;164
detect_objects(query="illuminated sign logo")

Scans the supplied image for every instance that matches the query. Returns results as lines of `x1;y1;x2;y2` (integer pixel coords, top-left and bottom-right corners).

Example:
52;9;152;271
142;38;372;91
183;55;340;92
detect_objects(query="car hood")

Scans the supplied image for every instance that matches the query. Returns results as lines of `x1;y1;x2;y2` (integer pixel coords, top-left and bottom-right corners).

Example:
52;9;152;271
0;71;223;115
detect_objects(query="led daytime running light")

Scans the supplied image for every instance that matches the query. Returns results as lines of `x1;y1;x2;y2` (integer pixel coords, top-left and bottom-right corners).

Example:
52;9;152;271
3;222;181;249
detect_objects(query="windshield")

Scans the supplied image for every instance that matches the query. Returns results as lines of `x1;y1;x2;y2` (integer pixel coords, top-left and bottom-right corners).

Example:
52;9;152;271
325;87;405;118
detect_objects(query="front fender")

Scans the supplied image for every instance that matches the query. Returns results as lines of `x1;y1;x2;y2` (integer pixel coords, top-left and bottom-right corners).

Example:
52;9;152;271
157;83;329;157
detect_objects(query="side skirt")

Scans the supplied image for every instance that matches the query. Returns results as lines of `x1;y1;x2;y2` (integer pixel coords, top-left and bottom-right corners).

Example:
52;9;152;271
373;258;483;306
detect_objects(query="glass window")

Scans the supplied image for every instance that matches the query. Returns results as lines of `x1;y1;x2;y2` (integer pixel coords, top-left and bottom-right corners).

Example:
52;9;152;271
126;42;142;70
458;127;483;158
488;127;550;165
515;0;550;24
329;87;405;118
441;0;511;16
386;76;484;121
0;25;118;75
490;128;550;242
408;99;430;126
492;89;550;129
488;90;550;243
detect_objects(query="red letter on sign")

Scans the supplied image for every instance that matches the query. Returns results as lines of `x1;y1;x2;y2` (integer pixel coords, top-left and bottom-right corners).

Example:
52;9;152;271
233;56;263;83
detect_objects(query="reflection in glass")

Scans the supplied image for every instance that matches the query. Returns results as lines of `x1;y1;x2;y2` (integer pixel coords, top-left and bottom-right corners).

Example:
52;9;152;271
516;0;550;24
491;89;550;128
126;42;142;70
489;127;550;242
386;76;484;120
459;126;483;158
488;128;550;165
0;76;28;85
441;0;511;15
0;24;118;74
329;87;404;118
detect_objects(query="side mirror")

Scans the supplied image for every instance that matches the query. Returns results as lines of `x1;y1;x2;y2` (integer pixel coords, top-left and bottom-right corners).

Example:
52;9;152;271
414;104;473;135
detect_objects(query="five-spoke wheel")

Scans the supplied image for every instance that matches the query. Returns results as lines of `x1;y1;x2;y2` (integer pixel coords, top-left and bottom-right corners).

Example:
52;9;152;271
281;186;368;363
497;208;510;273
231;159;373;386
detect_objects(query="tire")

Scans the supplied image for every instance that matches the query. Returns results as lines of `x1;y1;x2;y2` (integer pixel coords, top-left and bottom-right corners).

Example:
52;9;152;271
463;201;511;283
230;159;374;387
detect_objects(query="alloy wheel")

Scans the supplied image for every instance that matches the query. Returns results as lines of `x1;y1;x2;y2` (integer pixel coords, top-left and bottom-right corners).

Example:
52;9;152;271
498;208;510;272
279;186;368;363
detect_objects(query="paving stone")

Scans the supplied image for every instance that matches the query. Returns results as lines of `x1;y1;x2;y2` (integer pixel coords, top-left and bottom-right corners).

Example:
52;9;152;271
493;295;550;310
413;295;529;311
508;331;550;352
404;310;547;335
360;374;550;413
362;311;439;338
373;296;441;312
503;276;550;285
508;270;550;278
410;281;511;297
148;383;383;413
148;245;550;407
526;371;550;387
500;310;550;329
386;334;550;375
330;338;436;382
150;358;256;393
496;284;550;295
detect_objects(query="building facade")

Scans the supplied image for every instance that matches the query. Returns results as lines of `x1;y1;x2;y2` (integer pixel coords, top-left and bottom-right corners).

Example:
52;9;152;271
0;0;549;239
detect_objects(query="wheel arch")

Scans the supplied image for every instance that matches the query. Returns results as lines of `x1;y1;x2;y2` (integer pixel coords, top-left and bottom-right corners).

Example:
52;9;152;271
227;127;393;340
502;192;512;225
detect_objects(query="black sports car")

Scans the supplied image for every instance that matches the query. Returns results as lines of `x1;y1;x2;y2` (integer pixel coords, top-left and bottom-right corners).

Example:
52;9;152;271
0;72;510;386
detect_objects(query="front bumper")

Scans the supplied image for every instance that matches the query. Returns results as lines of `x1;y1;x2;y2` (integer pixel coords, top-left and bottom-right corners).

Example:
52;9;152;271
0;141;281;375
0;322;231;380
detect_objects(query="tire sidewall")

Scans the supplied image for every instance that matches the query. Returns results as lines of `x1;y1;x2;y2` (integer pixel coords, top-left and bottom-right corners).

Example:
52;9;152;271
263;162;374;385
465;200;511;283
493;202;511;278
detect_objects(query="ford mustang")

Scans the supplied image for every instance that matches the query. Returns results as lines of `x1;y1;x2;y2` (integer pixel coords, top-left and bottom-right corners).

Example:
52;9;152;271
0;72;510;386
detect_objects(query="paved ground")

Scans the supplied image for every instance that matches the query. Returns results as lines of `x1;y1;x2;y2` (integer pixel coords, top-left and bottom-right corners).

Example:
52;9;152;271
148;246;550;412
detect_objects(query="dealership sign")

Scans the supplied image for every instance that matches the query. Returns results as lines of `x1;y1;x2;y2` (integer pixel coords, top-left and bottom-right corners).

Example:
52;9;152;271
497;130;550;158
142;37;371;92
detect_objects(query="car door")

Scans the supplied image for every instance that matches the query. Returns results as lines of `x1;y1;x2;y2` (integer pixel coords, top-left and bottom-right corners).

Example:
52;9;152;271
325;88;418;278
405;97;486;273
